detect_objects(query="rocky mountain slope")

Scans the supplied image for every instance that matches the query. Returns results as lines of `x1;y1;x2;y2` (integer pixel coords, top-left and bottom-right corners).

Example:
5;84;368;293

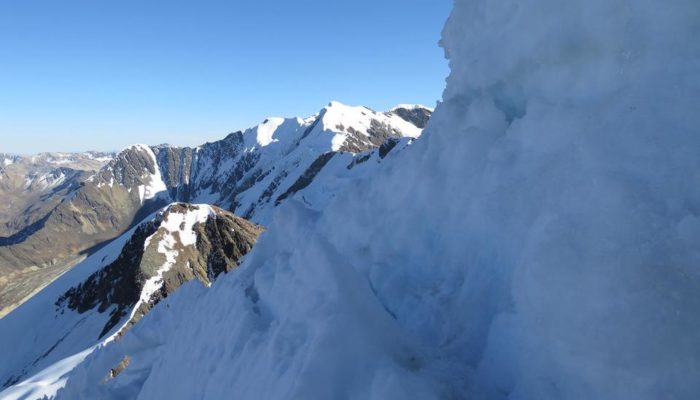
0;152;113;316
0;102;430;315
0;151;113;238
0;203;261;398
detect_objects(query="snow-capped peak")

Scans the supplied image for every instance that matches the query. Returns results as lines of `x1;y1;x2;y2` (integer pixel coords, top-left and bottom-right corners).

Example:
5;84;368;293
317;101;425;151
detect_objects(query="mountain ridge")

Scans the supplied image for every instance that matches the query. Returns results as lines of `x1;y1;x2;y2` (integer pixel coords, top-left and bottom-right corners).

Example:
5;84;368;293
0;202;262;396
0;102;431;316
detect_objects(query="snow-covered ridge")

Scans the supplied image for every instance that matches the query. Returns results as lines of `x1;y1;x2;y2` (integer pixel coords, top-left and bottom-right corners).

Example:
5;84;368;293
1;151;114;168
318;101;423;151
253;117;286;147
120;204;216;336
86;101;431;226
390;103;434;112
0;202;262;400
237;100;429;153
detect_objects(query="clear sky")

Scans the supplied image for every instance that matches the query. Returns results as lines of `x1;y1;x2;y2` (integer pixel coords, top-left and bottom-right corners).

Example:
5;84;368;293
0;0;450;155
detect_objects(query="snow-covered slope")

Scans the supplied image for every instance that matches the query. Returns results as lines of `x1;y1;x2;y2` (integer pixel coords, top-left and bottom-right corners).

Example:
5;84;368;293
49;0;700;399
0;203;261;400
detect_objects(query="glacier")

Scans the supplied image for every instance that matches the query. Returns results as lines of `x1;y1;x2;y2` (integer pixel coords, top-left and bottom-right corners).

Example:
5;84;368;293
10;0;700;398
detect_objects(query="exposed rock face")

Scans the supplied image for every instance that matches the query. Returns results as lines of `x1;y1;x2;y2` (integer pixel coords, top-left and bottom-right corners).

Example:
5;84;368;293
390;105;432;129
274;152;336;206
56;203;263;338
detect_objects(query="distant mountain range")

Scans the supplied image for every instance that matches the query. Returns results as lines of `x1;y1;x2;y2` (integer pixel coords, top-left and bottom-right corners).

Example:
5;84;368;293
0;152;115;315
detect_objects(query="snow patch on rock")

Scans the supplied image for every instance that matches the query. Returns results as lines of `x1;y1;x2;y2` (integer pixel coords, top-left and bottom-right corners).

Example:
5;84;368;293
126;204;216;325
254;117;285;147
132;144;168;203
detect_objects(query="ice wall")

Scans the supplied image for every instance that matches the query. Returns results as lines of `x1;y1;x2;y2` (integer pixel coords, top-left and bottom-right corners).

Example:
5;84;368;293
431;0;700;397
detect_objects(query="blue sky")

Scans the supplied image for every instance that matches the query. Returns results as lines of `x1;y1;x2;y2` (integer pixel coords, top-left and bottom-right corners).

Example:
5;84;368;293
0;0;450;154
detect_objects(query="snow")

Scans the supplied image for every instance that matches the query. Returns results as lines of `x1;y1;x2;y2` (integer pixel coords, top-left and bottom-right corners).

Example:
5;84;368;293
185;102;427;224
39;171;66;190
254;117;285;147
21;171;68;191
46;158;72;165
160;204;214;246
83;152;114;163
125;204;216;326
0;348;95;400
91;156;113;163
96;176;115;189
132;144;168;203
319;101;423;150
122;233;177;328
390;103;434;112
123;204;217;333
56;0;700;399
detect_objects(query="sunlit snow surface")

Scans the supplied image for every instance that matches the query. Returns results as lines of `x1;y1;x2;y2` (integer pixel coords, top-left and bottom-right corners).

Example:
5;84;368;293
0;348;95;400
132;144;168;203
15;0;700;398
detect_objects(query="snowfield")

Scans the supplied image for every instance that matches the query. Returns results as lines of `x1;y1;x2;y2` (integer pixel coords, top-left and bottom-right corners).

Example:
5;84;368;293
6;0;700;398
